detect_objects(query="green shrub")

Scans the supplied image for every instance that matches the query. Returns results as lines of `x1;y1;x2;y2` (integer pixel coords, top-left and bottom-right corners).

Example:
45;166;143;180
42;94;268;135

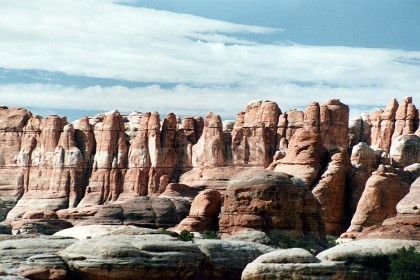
178;230;194;242
388;246;420;280
202;230;220;239
268;230;299;248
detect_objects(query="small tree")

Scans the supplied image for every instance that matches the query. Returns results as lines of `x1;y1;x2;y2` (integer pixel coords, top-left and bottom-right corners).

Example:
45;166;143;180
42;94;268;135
178;230;194;242
388;246;420;280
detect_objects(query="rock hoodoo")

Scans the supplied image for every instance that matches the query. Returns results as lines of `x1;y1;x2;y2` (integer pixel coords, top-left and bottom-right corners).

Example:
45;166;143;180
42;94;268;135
0;97;418;241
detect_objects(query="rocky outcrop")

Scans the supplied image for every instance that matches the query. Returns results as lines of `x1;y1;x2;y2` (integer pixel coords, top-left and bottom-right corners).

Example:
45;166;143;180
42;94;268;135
370;97;419;153
194;239;274;279
319;99;349;150
241;248;338;280
346;167;410;234
392;96;417;140
175;189;221;232
349;114;371;148
56;232;273;280
192;112;226;168
231;100;280;167
1;97;419;239
350;176;420;240
272;129;327;188
7;117;86;231
348;142;378;214
79;111;127;206
316;239;420;279
0;107;32;213
312;150;350;235
58;234;204;280
219;169;324;239
389;134;420;168
57;196;190;229
0;235;75;279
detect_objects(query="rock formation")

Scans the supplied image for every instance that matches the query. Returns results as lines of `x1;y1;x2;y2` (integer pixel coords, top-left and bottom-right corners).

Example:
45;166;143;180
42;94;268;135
348;142;377;214
219;169;324;239
0;97;419;241
346;166;410;234
174;189;221;232
272;129;327;188
312;150;350;235
231;100;280;167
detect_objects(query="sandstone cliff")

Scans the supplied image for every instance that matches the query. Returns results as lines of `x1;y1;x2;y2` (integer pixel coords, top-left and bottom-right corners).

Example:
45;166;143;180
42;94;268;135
0;97;418;238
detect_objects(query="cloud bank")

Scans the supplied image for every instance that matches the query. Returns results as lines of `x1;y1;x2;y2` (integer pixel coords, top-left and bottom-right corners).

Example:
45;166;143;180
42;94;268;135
0;0;419;120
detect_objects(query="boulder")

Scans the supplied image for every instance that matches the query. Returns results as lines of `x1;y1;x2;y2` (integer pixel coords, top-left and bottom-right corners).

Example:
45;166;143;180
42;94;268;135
242;249;340;280
58;234;204;280
219;169;323;239
390;134;420;168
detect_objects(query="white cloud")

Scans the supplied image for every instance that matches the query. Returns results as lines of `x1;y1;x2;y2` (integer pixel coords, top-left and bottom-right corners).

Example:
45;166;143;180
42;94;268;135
0;83;417;120
0;0;419;120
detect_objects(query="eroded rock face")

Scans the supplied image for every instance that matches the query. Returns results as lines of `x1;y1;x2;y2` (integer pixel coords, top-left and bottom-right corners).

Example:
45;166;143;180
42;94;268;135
312;150;350;235
231;100;280;167
0;107;32;212
241;249;340;280
316;239;420;280
175;189;221;232
192;112;226;168
79;111;127;206
346;168;410;233
389;134;420;168
273;129;327;188
350;177;420;240
57;196;190;229
219;169;324;239
319;99;349;150
0;235;75;279
58;234;204;280
348;143;378;215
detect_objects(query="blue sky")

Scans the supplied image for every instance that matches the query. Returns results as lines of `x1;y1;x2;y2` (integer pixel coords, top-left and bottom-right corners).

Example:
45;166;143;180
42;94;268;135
1;0;419;121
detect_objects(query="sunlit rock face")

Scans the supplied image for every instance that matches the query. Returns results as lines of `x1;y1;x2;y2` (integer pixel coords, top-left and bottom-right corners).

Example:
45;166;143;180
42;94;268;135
1;97;419;239
219;169;324;239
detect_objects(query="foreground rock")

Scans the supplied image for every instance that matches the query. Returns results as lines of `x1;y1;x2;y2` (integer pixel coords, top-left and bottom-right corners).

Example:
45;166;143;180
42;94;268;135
57;233;273;280
241;248;338;280
58;234;203;280
0;235;75;279
243;239;420;280
196;239;273;280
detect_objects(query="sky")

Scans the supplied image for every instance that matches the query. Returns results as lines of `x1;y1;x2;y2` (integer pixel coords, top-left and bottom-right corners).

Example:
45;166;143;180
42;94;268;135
1;0;419;121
